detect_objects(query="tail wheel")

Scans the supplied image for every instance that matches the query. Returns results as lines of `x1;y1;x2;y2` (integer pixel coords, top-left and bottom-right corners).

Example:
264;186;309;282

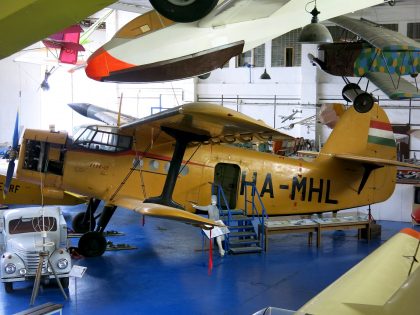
150;0;218;23
4;282;13;293
72;212;96;233
78;231;107;257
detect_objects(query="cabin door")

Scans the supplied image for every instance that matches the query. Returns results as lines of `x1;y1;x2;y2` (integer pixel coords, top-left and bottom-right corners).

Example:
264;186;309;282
214;163;240;210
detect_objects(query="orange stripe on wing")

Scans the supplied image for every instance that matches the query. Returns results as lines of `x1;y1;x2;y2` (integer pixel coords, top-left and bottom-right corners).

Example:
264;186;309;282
401;228;420;239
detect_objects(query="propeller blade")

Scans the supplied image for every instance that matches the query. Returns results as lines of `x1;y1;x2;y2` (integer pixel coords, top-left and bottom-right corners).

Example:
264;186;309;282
4;111;19;198
3;159;15;199
12;111;19;149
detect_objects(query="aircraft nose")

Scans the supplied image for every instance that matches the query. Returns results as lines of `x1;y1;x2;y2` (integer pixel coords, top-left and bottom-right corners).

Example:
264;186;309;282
85;48;134;81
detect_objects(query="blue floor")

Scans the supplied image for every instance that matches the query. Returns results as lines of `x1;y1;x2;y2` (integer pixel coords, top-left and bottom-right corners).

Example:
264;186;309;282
1;204;417;315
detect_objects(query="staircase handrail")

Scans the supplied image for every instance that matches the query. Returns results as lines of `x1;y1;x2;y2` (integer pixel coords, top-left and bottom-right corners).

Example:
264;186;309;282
242;181;268;250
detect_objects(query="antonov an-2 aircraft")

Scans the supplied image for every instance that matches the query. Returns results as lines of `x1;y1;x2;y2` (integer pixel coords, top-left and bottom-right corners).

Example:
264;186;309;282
2;101;418;257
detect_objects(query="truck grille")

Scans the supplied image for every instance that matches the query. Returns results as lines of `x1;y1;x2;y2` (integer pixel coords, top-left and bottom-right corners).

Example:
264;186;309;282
13;247;49;275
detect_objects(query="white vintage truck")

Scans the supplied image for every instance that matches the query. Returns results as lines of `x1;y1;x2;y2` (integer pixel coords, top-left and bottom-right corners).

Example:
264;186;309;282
0;206;72;293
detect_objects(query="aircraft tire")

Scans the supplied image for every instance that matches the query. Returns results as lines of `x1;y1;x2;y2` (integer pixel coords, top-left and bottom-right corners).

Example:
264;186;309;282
149;0;218;23
4;282;13;293
353;93;374;113
78;232;107;257
72;212;96;233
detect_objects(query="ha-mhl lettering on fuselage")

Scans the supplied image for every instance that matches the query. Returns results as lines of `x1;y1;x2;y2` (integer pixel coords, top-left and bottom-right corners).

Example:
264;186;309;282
240;172;338;204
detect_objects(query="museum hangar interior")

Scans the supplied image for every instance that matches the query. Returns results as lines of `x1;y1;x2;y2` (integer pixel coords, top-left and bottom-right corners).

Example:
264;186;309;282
0;0;420;314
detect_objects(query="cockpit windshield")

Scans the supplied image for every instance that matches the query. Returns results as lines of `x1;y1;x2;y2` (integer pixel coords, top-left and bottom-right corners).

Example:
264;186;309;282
73;126;132;152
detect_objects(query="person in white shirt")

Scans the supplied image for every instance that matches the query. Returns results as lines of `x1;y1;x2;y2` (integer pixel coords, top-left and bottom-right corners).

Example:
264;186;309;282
193;195;225;257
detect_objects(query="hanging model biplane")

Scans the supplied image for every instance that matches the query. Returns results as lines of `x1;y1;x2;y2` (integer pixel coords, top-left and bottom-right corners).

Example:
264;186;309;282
309;15;420;113
0;0;116;60
255;227;420;315
2;100;419;257
85;0;385;83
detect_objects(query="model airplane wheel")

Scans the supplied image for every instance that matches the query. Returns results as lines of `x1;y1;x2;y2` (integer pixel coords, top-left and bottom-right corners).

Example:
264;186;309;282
78;231;107;257
353;93;374;113
150;0;218;23
72;212;96;233
4;282;13;293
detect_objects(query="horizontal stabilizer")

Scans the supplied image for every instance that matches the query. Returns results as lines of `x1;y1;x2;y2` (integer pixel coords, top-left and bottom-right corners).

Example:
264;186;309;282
366;72;420;99
333;153;420;169
111;197;224;228
330;16;420;52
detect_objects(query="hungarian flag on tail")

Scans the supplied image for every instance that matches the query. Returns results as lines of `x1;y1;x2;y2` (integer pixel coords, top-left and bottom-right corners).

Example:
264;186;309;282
368;120;395;147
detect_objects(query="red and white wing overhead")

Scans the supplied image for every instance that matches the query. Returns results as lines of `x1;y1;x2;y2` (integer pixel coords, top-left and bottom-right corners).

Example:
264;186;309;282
85;0;385;83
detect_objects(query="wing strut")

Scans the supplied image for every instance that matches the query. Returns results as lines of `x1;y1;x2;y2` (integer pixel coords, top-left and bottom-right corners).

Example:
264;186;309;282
144;127;210;209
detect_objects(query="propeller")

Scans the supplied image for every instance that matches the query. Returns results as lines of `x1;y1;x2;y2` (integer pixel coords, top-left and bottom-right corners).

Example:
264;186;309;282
3;111;19;199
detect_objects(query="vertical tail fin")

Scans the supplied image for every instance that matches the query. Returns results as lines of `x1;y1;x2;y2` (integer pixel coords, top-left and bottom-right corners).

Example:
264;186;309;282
321;103;397;161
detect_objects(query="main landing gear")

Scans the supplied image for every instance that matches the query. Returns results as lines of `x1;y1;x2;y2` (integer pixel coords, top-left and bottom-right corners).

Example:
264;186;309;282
72;198;117;257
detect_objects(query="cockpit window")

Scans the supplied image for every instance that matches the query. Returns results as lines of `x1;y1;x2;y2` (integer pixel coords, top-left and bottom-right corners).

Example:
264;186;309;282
73;126;132;152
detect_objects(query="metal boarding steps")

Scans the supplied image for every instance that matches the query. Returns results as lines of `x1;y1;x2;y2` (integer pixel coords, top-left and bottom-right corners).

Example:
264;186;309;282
220;209;263;254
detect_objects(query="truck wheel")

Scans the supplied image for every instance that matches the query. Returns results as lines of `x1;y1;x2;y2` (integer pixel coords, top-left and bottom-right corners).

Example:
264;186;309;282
60;277;69;289
72;212;96;233
78;231;107;257
149;0;218;23
4;282;13;293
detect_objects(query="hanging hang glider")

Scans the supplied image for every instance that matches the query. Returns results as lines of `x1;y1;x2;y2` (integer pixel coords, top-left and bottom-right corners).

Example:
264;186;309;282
254;228;420;315
309;15;420;113
85;0;385;83
2;100;418;257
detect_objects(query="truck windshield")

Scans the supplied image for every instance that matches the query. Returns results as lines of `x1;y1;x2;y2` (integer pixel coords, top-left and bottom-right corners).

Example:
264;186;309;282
9;217;57;235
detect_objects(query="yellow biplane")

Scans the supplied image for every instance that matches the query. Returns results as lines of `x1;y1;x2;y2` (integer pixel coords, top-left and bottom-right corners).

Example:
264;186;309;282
2;102;418;256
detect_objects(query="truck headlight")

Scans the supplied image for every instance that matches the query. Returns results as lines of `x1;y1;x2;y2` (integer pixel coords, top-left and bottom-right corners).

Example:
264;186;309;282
19;268;27;276
5;263;16;274
57;258;68;269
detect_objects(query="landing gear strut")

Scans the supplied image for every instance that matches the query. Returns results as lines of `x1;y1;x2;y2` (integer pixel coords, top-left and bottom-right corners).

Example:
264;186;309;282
74;202;117;257
72;198;100;233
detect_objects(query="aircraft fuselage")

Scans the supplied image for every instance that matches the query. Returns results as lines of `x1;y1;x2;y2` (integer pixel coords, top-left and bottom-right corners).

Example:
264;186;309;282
16;127;396;216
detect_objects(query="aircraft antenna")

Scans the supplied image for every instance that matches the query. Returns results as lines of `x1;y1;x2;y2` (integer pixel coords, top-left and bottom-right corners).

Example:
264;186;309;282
117;93;123;127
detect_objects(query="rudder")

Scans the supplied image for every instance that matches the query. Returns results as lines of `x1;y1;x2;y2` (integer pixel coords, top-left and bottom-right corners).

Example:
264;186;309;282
321;103;397;161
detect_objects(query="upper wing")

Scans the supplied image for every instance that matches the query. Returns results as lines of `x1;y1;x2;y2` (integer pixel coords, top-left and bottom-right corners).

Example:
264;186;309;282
298;228;420;315
111;197;224;228
119;102;293;144
366;72;420;100
330;16;420;52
